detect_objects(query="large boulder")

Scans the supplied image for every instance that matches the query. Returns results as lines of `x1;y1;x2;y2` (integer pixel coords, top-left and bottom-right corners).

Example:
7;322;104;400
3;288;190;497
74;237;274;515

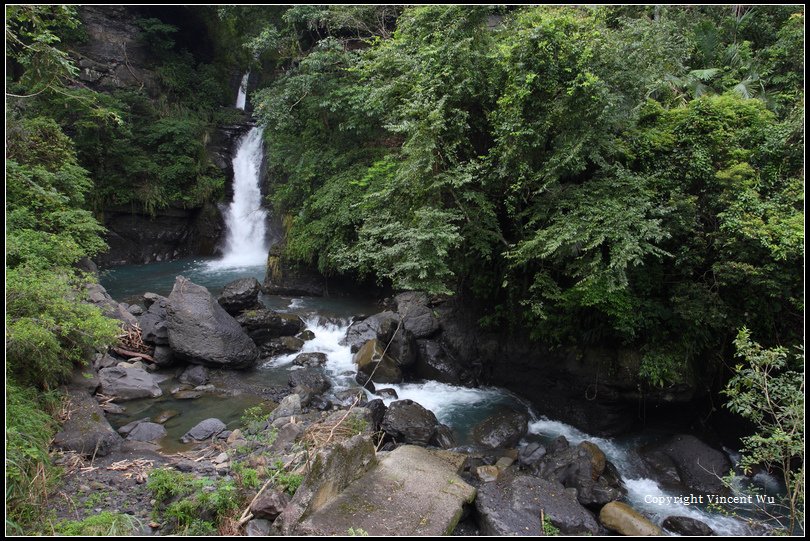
52;390;122;457
289;368;331;402
272;435;377;534
415;339;463;384
236;309;305;348
98;366;162;401
641;434;731;494
166;276;259;368
294;445;475;536
599;502;662;536
139;293;169;345
472;409;529;449
126;421;167;442
354;339;403;384
293;352;328;367
380;400;440;446
344;311;399;353
533;442;623;507
181;418;226;443
476;472;599;535
395;292;439;338
217;277;262;315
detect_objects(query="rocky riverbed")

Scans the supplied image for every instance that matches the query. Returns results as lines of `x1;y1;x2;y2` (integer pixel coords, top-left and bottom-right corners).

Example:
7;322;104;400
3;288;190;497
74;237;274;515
44;274;778;536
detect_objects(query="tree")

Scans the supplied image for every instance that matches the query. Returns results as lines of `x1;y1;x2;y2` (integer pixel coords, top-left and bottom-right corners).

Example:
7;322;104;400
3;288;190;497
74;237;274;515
723;328;804;533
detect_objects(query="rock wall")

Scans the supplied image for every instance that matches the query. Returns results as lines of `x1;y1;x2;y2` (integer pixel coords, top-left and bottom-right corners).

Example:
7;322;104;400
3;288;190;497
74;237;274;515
95;203;225;266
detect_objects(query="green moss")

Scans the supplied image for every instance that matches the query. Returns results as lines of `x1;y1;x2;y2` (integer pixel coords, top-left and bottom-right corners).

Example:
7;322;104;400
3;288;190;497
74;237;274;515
55;512;142;536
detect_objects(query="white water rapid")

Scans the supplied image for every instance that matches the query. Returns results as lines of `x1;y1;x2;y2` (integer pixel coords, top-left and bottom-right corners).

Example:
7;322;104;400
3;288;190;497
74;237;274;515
262;309;775;536
235;71;249;110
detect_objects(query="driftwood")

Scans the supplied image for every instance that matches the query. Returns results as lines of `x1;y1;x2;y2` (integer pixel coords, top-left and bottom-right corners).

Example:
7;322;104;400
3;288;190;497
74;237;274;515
112;346;155;363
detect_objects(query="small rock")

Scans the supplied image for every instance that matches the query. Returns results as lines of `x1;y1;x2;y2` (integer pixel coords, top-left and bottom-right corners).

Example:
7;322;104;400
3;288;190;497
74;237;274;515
476;465;500;482
495;456;514;471
518;442;546;467
227;429;243;444
271;394;302;421
179;364;209;386
128;304;144;316
194;384;216;392
117;417;151;436
101;402;126;415
375;388;399;400
297;330;316;341
153;410;179;424
213;452;229;464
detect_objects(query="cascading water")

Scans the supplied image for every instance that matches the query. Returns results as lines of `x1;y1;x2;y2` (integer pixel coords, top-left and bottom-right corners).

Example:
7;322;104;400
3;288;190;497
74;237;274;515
211;73;269;269
235;71;249;110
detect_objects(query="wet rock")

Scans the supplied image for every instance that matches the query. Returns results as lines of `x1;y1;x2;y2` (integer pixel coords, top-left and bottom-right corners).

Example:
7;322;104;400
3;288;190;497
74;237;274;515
101;402;126;414
297;330;315;341
181;418;226;443
127;422;166;442
599;502;662;536
251;490;290;520
641;434;731;494
173;389;203;400
153;410;179;424
292;352;327;367
263;336;305;357
476;472;599;535
237;309;305;347
580;441;606;478
99;366;162;401
344;311;400;352
547;435;570;454
518;442;547;467
375;387;398;400
354;372;376;393
217;277;262;315
167;277;259;368
53;390;122;457
178;364;209;386
534;442;624;507
365;399;387;431
415;339;462;384
289;368;331;394
333;389;367;408
395;292;440;338
663;515;715;536
381;400;439;446
354;339;403;384
432;424;457;449
472;409;528;449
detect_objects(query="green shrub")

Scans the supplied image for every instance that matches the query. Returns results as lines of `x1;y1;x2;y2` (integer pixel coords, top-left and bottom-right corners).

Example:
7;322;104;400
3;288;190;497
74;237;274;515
55;512;142;536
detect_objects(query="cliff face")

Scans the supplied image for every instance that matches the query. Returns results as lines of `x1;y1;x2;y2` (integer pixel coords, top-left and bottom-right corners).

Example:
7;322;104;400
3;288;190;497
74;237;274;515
73;6;158;92
71;6;252;267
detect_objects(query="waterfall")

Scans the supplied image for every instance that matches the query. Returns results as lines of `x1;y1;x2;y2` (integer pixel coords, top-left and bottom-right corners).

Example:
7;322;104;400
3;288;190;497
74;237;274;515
214;127;269;268
235;72;249;110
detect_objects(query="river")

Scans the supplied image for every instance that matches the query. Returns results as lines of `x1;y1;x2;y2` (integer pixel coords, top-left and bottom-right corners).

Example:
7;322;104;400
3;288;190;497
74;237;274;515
99;257;788;535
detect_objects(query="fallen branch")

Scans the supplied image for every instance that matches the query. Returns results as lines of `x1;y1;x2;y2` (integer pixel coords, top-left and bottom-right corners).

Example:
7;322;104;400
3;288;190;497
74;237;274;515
112;347;155;363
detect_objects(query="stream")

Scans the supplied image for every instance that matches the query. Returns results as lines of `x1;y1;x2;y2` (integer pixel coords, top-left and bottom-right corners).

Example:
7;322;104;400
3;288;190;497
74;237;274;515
100;257;785;536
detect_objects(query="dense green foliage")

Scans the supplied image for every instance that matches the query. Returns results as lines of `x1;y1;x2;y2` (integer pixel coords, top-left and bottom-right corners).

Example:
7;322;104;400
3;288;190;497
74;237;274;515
724;329;804;533
251;5;803;389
